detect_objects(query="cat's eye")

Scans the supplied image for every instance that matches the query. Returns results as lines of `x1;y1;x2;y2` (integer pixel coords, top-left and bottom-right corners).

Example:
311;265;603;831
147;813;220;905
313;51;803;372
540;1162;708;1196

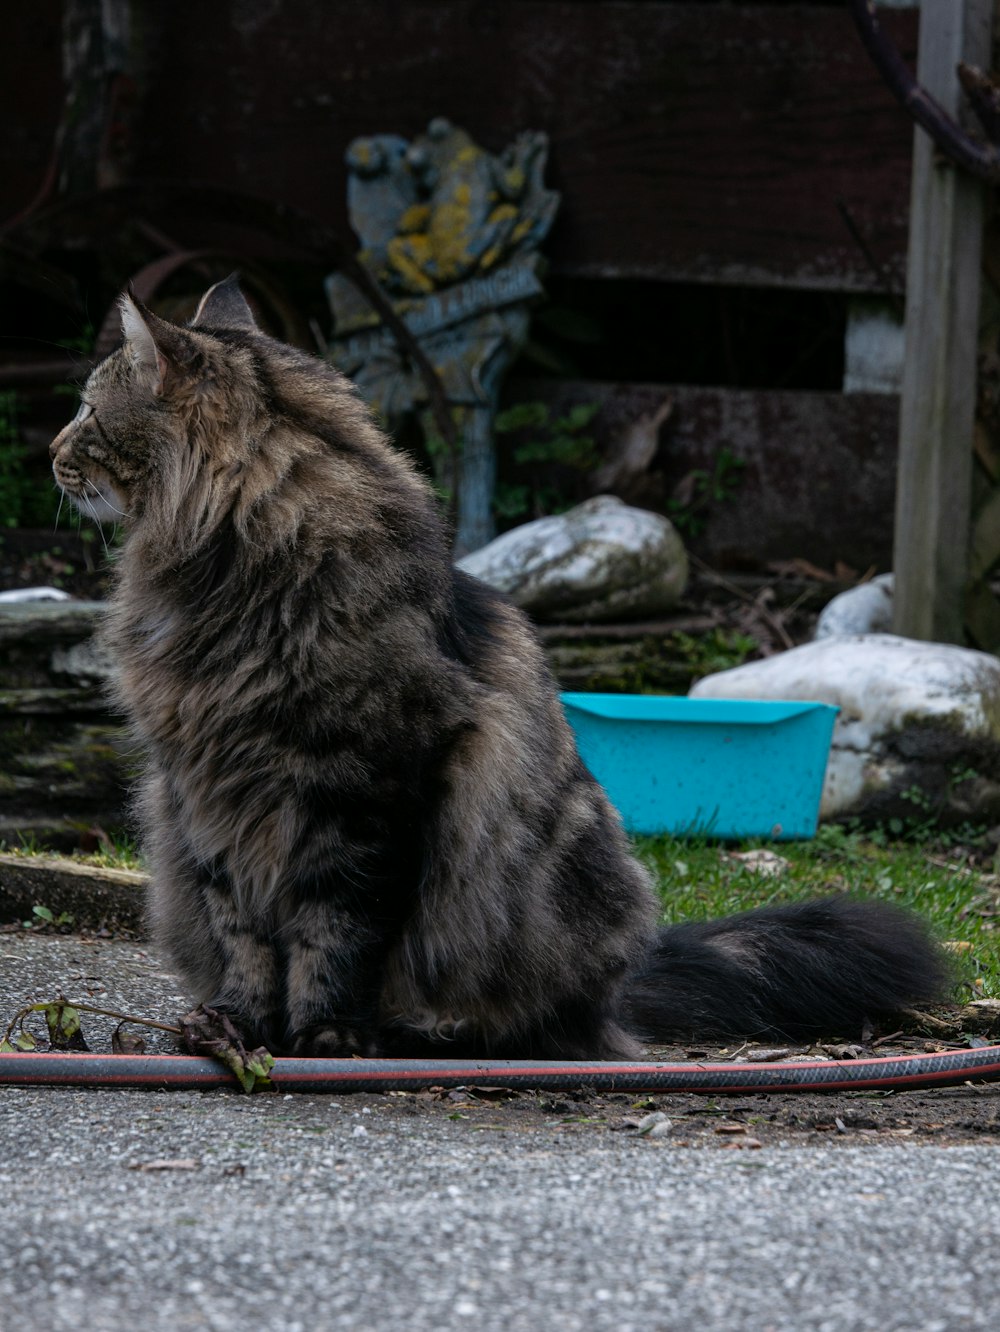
74;401;94;424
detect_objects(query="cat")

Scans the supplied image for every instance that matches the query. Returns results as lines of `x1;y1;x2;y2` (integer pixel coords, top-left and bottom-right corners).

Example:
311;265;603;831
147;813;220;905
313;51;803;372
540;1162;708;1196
50;277;947;1059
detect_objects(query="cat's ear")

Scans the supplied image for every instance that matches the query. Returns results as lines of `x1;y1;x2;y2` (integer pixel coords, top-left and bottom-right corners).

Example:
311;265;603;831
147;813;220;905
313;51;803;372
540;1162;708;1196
119;293;199;397
190;275;258;331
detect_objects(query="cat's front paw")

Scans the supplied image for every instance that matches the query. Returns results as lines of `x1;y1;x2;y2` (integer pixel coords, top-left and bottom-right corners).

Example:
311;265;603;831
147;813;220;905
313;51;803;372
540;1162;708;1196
288;1022;379;1057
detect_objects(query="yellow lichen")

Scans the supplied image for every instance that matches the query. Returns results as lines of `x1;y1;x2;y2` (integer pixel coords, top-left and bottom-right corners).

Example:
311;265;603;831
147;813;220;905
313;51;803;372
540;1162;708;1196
428;202;476;280
386;236;436;293
487;203;518;229
504;166;526;193
399;203;431;234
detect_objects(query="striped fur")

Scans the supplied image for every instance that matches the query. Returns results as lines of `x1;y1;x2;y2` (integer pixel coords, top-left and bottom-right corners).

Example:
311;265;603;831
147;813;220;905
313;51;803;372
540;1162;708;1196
50;279;946;1056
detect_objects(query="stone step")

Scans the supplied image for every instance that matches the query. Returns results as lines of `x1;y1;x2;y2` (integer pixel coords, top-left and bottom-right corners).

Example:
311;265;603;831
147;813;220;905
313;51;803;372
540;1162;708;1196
1;604;126;847
0;851;146;934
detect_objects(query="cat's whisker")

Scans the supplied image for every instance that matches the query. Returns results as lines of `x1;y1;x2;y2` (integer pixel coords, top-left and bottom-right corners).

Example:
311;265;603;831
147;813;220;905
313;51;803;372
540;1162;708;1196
52;489;65;533
80;494;112;559
83;475;131;519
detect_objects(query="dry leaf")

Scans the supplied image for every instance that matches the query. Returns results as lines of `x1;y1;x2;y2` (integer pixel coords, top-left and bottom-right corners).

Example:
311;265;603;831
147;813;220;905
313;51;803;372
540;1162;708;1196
112;1024;147;1055
724;850;790;878
128;1158;199;1172
739;1047;794;1063
822;1044;863;1061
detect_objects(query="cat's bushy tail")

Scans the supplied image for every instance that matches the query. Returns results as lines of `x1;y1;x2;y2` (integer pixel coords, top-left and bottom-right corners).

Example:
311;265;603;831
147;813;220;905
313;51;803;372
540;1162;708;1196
623;898;949;1042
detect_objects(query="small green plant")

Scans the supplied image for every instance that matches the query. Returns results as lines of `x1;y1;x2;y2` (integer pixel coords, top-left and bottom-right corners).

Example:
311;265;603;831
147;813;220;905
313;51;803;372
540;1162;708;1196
22;904;75;931
666;447;745;537
0;324;97;528
854;768;989;847
0;392;26;528
493;400;601;521
1;829;143;871
80;830;143;872
669;628;757;679
900;783;934;813
0;390;63;528
3;832;44;856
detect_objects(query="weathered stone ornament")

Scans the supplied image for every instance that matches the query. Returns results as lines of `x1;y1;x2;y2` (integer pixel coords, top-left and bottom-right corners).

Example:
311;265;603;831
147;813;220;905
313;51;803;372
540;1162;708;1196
326;117;560;553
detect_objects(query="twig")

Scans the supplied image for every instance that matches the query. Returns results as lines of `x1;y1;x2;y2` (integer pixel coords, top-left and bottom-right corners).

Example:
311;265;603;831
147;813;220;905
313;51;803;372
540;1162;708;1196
4;1000;182;1047
847;0;1000;183
957;63;1000;144
899;1006;959;1034
872;1029;904;1048
689;553;795;651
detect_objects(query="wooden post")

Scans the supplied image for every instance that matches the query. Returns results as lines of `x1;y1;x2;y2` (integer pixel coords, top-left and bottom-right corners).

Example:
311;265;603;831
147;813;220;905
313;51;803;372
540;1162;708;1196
59;0;133;195
892;0;992;643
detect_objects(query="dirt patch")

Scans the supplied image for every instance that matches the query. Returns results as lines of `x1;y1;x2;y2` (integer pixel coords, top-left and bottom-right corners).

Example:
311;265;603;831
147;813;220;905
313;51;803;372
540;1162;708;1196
353;1070;1000;1150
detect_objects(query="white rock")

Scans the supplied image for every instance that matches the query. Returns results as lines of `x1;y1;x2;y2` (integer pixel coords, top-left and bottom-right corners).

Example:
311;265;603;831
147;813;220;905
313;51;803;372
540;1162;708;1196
814;574;894;639
636;1111;672;1137
690;634;1000;824
50;638;115;683
457;495;687;622
0;587;70;603
843;298;904;395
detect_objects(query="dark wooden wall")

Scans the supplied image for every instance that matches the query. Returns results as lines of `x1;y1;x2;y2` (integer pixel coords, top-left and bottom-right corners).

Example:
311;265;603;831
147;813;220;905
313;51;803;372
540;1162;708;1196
3;2;916;291
136;1;916;290
1;2;919;571
1;1;63;227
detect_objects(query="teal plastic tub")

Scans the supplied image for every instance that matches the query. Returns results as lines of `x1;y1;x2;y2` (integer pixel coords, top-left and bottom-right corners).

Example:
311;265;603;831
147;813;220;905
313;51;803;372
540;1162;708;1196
561;693;838;840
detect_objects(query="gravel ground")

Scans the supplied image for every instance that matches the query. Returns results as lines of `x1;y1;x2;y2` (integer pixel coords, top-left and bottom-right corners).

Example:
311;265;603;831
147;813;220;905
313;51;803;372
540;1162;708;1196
2;1087;1000;1331
1;934;1000;1330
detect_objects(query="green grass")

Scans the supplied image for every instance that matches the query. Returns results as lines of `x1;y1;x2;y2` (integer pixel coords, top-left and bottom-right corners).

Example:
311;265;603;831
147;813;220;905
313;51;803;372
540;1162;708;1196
638;823;1000;1000
77;832;143;872
1;831;143;872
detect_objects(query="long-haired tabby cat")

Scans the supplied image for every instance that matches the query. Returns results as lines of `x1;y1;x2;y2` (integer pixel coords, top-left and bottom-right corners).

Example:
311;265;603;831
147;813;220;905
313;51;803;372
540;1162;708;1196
50;278;946;1058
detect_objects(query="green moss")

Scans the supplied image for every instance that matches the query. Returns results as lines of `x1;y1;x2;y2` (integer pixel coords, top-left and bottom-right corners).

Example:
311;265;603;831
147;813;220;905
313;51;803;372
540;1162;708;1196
544;629;756;696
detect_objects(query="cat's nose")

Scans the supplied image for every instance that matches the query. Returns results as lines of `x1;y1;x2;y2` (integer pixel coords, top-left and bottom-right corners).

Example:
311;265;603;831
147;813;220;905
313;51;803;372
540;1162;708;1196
49;427;67;460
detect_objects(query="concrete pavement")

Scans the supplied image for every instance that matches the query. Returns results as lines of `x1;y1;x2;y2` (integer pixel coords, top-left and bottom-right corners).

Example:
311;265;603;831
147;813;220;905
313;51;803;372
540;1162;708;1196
0;934;998;1331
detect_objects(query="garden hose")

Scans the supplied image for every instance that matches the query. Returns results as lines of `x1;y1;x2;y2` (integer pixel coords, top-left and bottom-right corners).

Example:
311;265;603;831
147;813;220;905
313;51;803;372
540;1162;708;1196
2;1045;1000;1094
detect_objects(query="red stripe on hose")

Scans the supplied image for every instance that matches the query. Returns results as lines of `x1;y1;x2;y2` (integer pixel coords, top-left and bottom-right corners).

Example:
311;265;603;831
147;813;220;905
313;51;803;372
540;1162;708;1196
1;1047;1000;1094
